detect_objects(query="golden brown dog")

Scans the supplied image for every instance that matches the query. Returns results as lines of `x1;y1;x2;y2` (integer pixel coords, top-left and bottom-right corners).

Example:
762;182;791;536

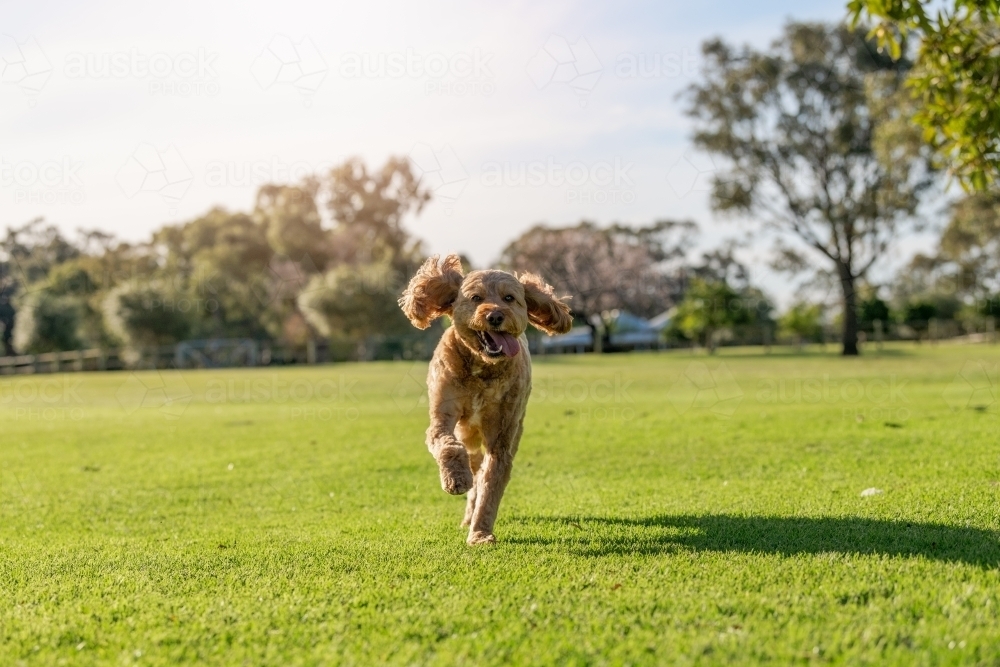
399;254;573;544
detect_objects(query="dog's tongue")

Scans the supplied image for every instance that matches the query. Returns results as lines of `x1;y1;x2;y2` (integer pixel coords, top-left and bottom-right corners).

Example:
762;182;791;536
486;331;520;357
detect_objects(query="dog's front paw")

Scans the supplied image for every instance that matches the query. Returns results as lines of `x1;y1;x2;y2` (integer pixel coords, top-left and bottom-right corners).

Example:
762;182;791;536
441;466;473;495
467;531;496;545
437;446;473;495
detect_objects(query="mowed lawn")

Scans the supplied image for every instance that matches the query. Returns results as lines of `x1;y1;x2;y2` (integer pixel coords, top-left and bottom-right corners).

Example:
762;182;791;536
2;344;1000;665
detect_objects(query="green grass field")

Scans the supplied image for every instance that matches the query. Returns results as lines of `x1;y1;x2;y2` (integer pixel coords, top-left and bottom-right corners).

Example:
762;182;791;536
2;344;1000;665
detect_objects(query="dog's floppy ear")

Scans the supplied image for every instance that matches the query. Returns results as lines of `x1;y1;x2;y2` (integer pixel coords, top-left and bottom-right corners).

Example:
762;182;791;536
518;273;573;335
399;254;465;329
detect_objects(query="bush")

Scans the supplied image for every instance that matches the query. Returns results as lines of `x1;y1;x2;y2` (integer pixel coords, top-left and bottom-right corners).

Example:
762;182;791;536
669;279;772;351
298;263;410;339
103;281;194;349
12;291;84;353
858;297;890;333
779;303;824;344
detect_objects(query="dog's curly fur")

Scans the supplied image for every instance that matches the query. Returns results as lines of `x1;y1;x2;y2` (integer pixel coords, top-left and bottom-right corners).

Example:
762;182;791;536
399;254;573;544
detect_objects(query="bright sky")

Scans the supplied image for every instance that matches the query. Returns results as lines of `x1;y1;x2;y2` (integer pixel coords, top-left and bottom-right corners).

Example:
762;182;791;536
2;0;936;305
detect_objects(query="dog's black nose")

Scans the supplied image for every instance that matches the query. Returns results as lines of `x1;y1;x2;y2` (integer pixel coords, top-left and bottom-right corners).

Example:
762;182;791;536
487;311;505;327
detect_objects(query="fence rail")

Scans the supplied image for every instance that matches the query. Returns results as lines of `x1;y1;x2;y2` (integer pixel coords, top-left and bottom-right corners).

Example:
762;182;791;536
0;348;127;375
0;333;445;375
0;324;996;376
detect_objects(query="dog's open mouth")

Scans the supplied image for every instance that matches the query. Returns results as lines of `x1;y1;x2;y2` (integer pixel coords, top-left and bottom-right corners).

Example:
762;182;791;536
475;330;521;358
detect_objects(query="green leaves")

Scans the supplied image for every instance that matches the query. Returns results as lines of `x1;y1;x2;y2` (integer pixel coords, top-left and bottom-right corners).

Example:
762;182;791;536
670;278;771;350
849;0;1000;190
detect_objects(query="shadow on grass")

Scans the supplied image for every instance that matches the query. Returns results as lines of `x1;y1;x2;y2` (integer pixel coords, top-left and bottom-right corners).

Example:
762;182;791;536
511;514;1000;567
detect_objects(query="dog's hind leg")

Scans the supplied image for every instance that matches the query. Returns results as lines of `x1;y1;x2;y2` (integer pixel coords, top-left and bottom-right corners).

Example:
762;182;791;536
462;448;484;528
456;422;484;527
466;450;511;544
467;420;524;545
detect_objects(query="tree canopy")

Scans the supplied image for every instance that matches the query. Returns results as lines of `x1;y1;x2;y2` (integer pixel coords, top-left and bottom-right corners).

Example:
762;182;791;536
848;0;1000;190
499;220;696;347
0;157;434;355
685;21;936;354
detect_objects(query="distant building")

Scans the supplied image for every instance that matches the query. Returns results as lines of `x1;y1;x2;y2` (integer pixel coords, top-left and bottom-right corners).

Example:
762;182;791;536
540;310;670;353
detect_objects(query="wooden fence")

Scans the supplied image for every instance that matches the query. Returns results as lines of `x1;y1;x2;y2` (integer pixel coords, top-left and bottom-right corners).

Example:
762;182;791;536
0;322;995;376
0;332;446;376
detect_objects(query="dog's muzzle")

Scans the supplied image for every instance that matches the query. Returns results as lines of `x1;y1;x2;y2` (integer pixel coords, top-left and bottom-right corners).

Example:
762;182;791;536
475;330;520;357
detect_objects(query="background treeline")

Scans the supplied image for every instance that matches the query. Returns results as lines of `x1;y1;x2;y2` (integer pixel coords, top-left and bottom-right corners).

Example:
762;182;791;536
0;158;432;357
2;161;997;358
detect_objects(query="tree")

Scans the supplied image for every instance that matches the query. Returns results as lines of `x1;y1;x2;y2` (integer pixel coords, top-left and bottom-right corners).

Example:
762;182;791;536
939;189;1000;327
499;220;696;349
254;183;330;267
686;22;935;355
12;291;84;353
858;295;890;332
284;157;435;342
883;189;1000;332
0;156;438;354
0;218;81;354
298;262;411;340
320;156;431;271
848;0;1000;190
669;278;770;353
779;302;825;347
155;207;278;340
102;281;194;349
939;190;1000;298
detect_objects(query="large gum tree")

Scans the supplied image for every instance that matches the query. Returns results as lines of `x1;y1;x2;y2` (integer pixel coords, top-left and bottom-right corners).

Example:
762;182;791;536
686;22;935;355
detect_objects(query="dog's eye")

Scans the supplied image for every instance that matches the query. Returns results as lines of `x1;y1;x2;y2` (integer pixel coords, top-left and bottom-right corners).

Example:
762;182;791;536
503;295;515;302
471;295;482;302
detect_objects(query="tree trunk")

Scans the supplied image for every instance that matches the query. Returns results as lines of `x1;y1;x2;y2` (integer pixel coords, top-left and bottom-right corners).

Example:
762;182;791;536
0;302;14;356
838;263;859;356
587;314;603;353
591;323;603;353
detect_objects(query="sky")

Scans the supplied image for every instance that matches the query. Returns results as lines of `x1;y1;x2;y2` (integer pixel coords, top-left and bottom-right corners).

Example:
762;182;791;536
1;0;938;306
